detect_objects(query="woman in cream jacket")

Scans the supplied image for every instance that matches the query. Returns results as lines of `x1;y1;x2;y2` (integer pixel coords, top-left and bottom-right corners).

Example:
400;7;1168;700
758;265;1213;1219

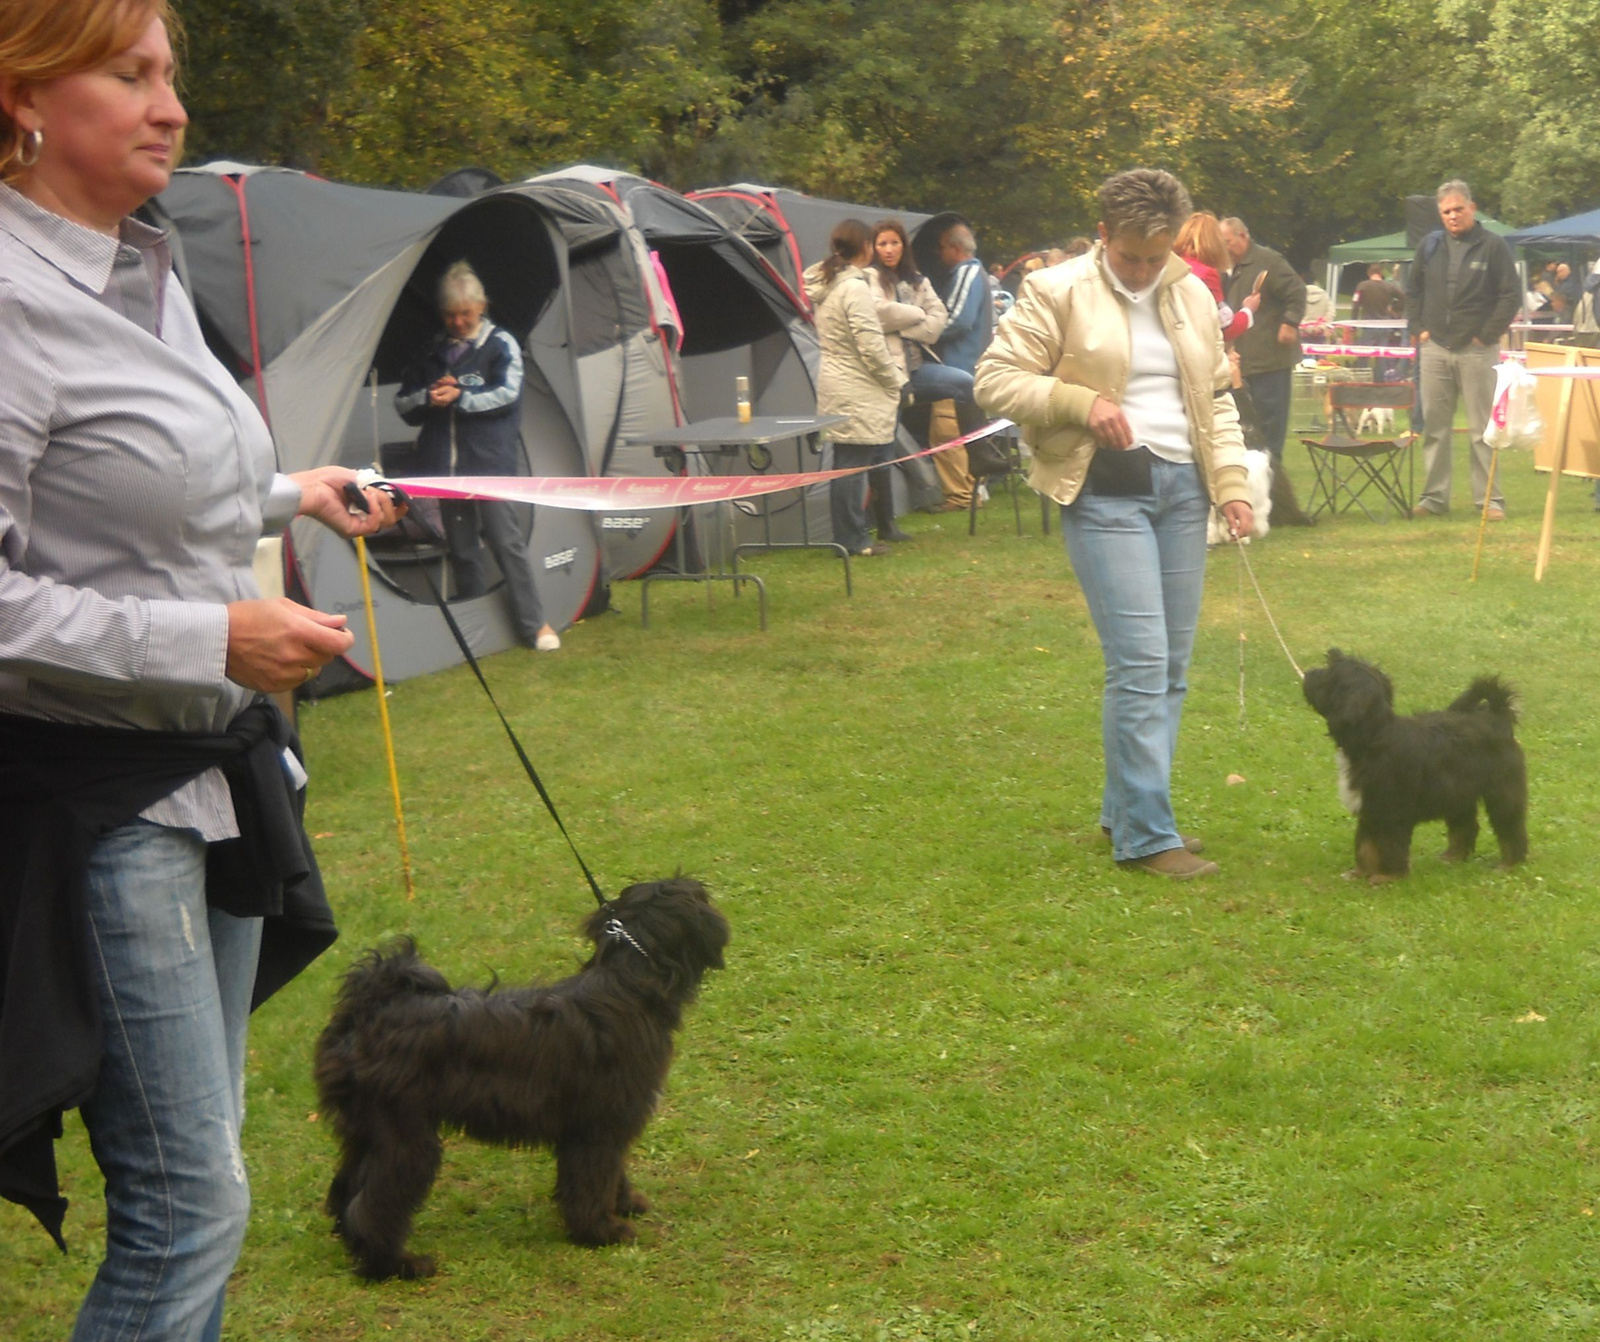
975;169;1252;879
803;219;907;556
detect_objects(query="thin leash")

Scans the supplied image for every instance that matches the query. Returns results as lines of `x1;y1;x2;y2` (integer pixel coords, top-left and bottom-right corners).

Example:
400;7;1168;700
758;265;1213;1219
1233;537;1305;731
345;473;608;911
405;540;609;909
346;464;645;950
404;551;651;955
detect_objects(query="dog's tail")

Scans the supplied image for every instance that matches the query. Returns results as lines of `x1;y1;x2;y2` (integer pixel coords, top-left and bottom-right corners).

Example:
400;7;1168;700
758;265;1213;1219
324;938;451;1032
316;939;453;1109
1449;675;1519;724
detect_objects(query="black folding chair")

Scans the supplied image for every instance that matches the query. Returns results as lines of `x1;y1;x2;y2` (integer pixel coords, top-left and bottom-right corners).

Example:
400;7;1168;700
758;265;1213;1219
1301;380;1416;521
965;426;1025;536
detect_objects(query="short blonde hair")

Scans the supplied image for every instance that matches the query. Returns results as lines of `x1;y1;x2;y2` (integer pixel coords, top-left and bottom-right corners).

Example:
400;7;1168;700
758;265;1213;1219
1173;210;1228;272
438;260;487;311
0;0;176;181
1098;168;1191;242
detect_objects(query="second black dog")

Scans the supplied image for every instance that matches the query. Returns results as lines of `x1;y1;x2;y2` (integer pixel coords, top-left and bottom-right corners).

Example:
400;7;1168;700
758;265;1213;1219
313;876;729;1280
1302;648;1528;882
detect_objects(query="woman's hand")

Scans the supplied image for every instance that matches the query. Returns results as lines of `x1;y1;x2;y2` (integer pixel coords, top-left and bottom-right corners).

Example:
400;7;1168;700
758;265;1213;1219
290;466;406;538
226;597;355;692
1220;500;1255;541
428;376;461;407
1240;290;1262;315
1087;396;1135;450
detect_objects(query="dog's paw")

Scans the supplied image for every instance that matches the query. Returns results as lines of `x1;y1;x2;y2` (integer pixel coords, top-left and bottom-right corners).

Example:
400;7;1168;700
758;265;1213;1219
396;1253;437;1280
570;1217;637;1247
617;1188;650;1218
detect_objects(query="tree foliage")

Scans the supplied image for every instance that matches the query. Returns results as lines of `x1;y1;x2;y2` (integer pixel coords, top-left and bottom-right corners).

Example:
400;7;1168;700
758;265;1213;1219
173;0;1600;265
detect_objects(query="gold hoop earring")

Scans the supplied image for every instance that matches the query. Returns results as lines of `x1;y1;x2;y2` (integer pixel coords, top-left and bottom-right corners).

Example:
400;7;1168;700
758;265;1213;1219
15;129;42;168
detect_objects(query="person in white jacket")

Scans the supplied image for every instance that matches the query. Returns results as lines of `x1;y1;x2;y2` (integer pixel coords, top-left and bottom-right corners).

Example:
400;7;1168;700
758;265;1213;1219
803;219;907;556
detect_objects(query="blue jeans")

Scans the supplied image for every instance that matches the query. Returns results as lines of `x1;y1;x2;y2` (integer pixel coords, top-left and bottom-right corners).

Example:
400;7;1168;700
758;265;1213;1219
74;820;262;1342
907;362;974;404
1062;457;1210;861
830;441;895;551
1244;367;1293;459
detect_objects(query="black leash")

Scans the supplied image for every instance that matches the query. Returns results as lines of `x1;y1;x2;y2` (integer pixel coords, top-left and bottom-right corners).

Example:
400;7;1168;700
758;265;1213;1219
346;479;607;908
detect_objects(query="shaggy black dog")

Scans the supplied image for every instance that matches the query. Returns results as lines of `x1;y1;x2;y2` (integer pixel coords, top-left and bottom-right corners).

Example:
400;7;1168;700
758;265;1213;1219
313;877;729;1280
1302;649;1528;882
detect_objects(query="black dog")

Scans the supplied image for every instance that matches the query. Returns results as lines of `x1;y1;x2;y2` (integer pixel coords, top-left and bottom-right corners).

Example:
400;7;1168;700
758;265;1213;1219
1302;649;1528;882
313;877;729;1280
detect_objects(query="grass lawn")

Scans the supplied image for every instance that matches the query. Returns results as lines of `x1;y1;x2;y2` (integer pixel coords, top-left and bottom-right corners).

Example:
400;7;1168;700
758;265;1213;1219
7;440;1600;1340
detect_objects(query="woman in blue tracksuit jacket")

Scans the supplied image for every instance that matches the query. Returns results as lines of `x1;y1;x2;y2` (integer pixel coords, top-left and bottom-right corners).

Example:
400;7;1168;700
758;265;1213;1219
395;261;559;650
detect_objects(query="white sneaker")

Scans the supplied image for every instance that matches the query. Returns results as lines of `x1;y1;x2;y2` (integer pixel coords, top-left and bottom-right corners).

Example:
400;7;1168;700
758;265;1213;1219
535;630;561;652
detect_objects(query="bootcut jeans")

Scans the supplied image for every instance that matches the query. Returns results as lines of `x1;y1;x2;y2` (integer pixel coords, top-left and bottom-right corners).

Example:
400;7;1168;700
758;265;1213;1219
73;819;261;1342
1062;456;1211;862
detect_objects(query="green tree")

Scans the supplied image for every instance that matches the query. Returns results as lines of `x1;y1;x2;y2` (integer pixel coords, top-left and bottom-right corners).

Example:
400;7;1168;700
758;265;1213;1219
316;0;736;188
174;0;363;167
709;0;1311;259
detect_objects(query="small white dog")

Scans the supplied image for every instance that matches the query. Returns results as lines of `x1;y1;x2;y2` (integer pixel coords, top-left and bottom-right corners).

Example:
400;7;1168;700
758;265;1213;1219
1355;406;1396;437
1208;448;1273;546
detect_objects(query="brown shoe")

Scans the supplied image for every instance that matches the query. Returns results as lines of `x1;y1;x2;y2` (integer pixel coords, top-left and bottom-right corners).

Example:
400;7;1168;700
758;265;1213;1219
1484;506;1506;521
1117;848;1220;879
1101;825;1204;855
1411;504;1444;518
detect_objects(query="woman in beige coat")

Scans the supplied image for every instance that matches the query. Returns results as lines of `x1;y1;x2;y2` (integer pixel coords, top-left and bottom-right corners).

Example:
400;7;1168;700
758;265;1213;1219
803;219;907;556
975;169;1253;880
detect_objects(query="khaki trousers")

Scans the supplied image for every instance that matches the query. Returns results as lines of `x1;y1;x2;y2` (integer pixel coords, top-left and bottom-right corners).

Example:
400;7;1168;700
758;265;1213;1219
929;400;973;507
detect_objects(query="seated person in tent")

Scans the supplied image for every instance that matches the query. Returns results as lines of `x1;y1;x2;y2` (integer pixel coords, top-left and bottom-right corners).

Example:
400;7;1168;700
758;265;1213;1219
395;261;560;652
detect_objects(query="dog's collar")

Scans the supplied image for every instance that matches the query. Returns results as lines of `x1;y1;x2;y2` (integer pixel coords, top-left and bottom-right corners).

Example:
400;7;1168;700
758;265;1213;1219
602;917;650;959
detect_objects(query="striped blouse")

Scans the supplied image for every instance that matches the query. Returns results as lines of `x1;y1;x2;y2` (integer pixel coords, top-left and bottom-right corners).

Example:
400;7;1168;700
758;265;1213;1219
0;184;301;839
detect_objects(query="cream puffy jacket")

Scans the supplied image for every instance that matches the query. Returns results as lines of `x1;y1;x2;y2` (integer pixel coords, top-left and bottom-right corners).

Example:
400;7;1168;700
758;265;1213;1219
870;271;949;378
974;244;1250;509
803;260;905;445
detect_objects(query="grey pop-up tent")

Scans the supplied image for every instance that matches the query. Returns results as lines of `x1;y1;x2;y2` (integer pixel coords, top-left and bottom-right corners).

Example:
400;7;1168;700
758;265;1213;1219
155;166;680;688
687;182;946;515
690;184;934;309
535;166;841;546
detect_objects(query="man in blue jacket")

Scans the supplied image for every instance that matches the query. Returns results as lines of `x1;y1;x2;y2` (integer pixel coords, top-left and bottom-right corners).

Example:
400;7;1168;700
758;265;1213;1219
396;261;560;650
1405;180;1521;519
928;223;994;509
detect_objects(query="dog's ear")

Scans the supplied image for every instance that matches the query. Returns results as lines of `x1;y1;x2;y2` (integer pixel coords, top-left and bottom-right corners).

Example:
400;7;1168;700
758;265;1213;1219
1320;659;1394;742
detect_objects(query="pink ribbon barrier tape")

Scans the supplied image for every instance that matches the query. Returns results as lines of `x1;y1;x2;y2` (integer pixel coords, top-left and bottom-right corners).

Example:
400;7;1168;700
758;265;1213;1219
390;420;1016;513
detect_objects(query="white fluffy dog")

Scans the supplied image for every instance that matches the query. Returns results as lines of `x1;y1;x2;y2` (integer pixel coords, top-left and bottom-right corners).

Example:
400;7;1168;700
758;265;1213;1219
1207;447;1273;545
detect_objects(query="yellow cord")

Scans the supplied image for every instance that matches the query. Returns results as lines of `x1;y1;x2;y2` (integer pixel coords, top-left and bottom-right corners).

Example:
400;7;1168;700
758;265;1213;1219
1471;448;1500;582
354;534;415;899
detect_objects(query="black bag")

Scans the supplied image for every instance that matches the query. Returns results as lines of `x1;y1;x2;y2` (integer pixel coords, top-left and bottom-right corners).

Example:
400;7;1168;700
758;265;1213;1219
966;433;1014;477
1082;444;1154;496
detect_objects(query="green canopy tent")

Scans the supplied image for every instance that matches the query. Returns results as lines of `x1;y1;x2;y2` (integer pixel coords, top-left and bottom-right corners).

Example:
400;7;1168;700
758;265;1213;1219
1324;216;1520;302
